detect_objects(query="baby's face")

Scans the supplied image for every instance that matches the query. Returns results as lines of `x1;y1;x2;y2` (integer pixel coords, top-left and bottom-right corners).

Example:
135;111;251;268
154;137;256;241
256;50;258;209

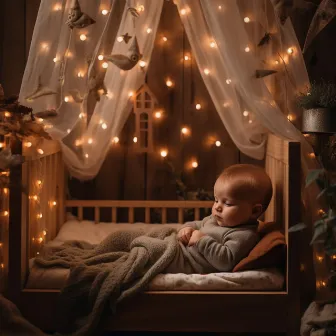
212;179;257;227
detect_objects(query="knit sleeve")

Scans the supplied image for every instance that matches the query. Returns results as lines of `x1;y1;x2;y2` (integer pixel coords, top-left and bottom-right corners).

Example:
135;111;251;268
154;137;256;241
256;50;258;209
195;229;259;272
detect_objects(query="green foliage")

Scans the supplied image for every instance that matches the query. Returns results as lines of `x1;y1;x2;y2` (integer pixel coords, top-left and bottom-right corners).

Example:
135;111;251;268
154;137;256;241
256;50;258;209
296;81;336;110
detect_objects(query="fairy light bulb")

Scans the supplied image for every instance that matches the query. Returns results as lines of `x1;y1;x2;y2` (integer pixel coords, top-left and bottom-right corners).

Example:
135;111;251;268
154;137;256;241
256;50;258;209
181;127;190;135
37;213;43;219
162;36;168;42
244;17;250;23
146;28;152;34
0;143;4;148
53;3;62;11
218;5;222;10
160;150;168;157
64;96;70;102
98;54;104;61
245;46;250;52
67;129;71;134
155;111;162;119
117;36;123;42
184;55;190;61
36;180;42;186
196;104;201;110
3;188;8;195
180;8;187;15
309;152;315;158
166;79;173;87
85;154;89;158
139;61;146;68
287;47;294;54
215;141;221;147
102;123;107;129
3;211;8;216
102;62;108;69
248;120;253;124
37;148;44;155
88;138;93;144
77;71;84;78
52;201;57;206
243;110;249;117
53;57;58;63
112;137;119;144
4;111;11;117
210;41;216;48
101;9;108;15
204;68;210;75
137;5;145;12
226;79;232;84
192;161;198;168
41;43;49;51
79;113;84;119
43;230;47;236
80;34;87;41
274;60;279;65
128;91;134;98
32;195;38;201
133;136;138;143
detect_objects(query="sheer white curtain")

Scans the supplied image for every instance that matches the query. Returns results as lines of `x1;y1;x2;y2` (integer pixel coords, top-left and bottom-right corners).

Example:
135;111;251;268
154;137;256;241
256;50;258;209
19;0;163;179
176;0;315;170
20;0;316;180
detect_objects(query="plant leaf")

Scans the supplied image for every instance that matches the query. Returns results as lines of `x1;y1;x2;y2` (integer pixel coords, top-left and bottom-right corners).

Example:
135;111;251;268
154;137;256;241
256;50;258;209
305;169;324;187
289;222;307;232
310;221;327;245
257;33;271;47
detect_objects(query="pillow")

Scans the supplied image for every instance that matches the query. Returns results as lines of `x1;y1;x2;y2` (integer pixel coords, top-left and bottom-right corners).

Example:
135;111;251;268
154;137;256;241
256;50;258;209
233;221;286;272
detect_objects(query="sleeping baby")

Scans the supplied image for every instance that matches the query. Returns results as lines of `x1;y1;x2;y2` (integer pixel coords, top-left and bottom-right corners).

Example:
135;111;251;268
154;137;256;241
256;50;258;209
164;164;273;274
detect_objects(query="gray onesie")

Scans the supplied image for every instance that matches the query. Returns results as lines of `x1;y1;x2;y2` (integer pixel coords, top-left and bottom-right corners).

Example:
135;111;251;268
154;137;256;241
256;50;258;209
164;215;259;274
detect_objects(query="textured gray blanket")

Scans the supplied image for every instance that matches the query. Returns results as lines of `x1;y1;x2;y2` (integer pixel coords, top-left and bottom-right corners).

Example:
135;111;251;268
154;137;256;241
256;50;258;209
35;226;178;336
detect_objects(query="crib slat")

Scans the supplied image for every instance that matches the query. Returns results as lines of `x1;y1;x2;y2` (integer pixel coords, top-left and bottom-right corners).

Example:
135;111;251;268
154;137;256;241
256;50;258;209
178;208;183;224
128;207;134;223
194;208;200;220
94;207;100;224
162;208;167;224
112;207;117;222
78;207;83;221
145;208;150;224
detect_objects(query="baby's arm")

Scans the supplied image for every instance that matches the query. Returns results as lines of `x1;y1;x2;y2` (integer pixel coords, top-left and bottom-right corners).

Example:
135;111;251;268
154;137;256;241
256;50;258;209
177;216;211;245
195;229;259;272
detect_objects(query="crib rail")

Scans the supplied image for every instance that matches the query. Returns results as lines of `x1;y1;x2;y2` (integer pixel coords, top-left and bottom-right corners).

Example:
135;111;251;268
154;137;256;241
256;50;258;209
65;200;213;224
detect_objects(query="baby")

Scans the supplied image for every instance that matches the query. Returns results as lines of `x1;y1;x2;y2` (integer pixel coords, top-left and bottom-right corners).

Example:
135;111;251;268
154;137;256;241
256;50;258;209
165;164;273;274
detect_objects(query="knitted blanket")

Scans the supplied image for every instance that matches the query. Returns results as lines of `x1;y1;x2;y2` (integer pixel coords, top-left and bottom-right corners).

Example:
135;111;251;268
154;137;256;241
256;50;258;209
34;226;179;336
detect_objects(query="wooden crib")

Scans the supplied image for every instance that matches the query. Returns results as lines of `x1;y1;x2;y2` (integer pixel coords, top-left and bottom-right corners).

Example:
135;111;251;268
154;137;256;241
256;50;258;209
7;133;301;335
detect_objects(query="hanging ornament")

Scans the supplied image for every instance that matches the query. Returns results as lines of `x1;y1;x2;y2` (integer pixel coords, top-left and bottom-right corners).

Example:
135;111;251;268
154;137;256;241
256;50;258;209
127;7;140;18
66;0;95;29
303;0;336;53
255;69;278;78
258;33;272;47
121;33;132;44
271;0;293;25
104;36;142;71
25;77;57;101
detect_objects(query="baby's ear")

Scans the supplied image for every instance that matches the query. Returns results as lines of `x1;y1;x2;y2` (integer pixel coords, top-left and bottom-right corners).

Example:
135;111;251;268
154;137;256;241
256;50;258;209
252;203;263;218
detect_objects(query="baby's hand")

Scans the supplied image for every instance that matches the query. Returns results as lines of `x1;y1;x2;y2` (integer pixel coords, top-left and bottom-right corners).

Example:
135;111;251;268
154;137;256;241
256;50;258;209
188;230;206;246
177;227;194;245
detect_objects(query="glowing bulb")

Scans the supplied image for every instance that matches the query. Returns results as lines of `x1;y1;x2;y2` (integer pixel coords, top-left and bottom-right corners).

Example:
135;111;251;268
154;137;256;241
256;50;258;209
204;68;210;75
244;17;250;23
155;111;162;119
101;9;108;15
137;5;145;12
192;161;198;168
3;211;8;216
53;3;62;11
128;91;134;97
210;41;216;48
79;113;84;119
77;71;84;78
88;138;93;144
166;79;173;87
0;263;4;268
102;123;107;129
180;9;187;15
98;55;104;61
243;110;249;117
226;79;232;84
64;96;69;102
41;43;49;51
32;195;38;201
181;127;190;135
53;57;58;63
245;46;250;52
102;62;109;69
52;201;57;206
146;28;152;34
37;213;43;219
274;60;279;65
0;143;4;148
4;111;11;117
85;154;89;158
160;150;168;157
133;136;138;143
117;36;123;42
43;230;47;236
215;141;221;147
287;47;294;54
184;55;190;61
36;180;42;186
3;188;8;195
196;104;201;110
162;36;168;42
287;114;293;121
139;61;146;68
80;34;87;41
309;152;315;158
67;129;71;134
37;148;44;155
112;137;119;144
218;5;222;10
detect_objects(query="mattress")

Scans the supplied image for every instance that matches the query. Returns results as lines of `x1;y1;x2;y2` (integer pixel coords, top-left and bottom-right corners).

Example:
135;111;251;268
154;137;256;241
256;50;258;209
26;219;285;291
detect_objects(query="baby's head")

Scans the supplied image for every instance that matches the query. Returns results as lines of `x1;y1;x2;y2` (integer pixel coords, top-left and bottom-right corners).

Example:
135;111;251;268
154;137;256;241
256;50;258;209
212;164;273;227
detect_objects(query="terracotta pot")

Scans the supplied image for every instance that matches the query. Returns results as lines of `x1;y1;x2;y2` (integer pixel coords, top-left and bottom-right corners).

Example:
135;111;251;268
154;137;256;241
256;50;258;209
302;108;336;134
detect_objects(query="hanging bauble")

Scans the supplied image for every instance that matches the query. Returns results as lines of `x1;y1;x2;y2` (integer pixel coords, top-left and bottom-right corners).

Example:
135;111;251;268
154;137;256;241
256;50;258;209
66;0;95;29
104;36;142;71
121;33;132;44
